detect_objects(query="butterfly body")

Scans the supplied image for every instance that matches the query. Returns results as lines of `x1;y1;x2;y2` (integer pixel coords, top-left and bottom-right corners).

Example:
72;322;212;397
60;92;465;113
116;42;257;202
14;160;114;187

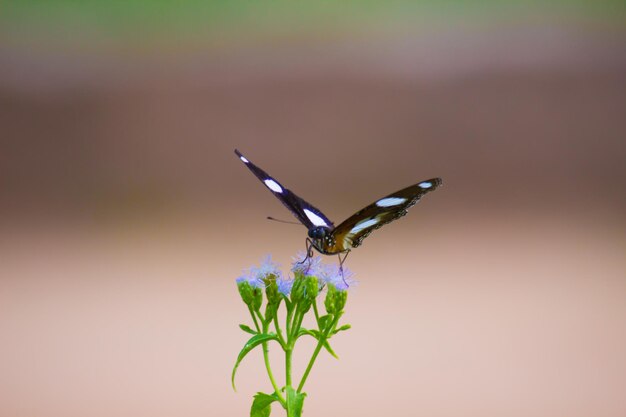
307;226;343;255
235;149;441;256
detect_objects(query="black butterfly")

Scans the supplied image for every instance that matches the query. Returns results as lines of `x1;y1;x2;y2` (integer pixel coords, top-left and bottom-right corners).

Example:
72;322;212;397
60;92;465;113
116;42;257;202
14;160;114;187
235;149;441;261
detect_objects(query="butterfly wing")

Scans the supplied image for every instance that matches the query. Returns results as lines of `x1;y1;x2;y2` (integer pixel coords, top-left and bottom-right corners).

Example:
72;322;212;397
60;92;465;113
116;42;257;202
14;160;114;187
235;149;334;229
331;178;442;250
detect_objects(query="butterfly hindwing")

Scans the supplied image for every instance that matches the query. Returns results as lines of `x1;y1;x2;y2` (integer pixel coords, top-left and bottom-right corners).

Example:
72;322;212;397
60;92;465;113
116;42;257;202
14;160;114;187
331;178;442;250
235;150;334;230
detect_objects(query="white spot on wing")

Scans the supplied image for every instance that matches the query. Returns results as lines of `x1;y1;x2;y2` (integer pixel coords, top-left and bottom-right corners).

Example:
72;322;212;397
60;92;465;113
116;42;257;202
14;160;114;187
303;209;327;227
419;181;433;189
240;155;249;163
350;218;378;234
264;179;283;193
376;197;406;207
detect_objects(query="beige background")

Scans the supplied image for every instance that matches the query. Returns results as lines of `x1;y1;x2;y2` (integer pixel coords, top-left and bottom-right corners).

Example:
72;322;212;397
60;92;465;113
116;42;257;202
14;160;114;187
1;7;626;417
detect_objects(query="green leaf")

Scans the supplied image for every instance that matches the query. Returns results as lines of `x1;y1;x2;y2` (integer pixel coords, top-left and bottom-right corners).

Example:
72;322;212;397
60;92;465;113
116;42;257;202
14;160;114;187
239;324;257;335
333;324;351;334
296;328;320;339
251;392;277;417
296;328;338;358
322;340;339;359
285;387;306;417
318;314;332;331
231;333;278;391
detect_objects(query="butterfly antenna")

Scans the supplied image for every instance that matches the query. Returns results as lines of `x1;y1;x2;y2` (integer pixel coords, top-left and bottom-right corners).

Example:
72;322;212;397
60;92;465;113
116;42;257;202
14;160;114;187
266;216;300;225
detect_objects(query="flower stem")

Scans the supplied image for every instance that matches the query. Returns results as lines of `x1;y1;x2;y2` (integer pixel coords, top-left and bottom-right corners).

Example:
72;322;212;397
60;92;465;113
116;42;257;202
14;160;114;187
249;307;286;407
285;347;293;387
274;315;286;347
293;313;305;339
248;306;261;331
289;310;300;340
312;300;321;326
262;324;286;407
297;313;341;393
286;303;295;336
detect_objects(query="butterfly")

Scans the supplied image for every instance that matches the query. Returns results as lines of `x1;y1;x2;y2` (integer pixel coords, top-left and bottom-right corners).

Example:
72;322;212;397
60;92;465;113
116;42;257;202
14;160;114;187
235;149;442;263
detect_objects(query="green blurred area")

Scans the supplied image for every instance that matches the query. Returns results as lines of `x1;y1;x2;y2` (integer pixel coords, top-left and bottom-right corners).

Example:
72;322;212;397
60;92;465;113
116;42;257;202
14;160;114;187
3;0;625;41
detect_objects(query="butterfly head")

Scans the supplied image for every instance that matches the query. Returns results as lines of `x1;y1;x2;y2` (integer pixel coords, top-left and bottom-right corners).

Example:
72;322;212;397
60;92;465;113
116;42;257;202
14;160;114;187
308;226;330;240
308;226;339;255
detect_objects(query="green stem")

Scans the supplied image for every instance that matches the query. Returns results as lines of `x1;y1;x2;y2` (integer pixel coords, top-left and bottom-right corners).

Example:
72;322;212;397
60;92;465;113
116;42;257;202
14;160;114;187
255;310;265;328
283;299;295;414
262;324;286;407
296;314;341;393
274;315;286;347
289;310;300;340
248;306;261;331
249;307;286;407
312;300;321;326
286;302;295;336
285;348;293;387
287;300;302;339
293;311;305;339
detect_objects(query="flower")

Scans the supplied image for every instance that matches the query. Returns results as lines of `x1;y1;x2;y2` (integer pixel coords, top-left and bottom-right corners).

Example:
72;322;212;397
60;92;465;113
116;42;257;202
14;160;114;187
236;253;356;299
236;255;282;289
291;251;324;278
276;275;294;296
236;270;265;289
322;264;354;314
252;255;282;280
320;263;356;292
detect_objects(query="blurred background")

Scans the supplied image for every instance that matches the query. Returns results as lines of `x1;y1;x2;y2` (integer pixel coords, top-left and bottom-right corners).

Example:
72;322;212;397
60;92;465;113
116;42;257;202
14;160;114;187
1;1;625;416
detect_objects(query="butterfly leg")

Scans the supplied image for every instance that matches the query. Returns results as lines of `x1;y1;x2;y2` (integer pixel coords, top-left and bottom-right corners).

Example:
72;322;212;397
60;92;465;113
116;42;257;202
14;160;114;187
306;238;315;259
296;239;314;264
296;238;315;274
338;250;351;287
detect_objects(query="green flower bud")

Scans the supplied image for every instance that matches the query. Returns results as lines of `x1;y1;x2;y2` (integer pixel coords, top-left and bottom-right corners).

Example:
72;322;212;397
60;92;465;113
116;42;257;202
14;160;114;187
237;280;254;306
265;301;277;321
264;274;281;305
304;276;320;300
251;286;263;311
290;272;306;303
335;287;347;312
324;283;337;314
297;298;312;315
324;283;348;315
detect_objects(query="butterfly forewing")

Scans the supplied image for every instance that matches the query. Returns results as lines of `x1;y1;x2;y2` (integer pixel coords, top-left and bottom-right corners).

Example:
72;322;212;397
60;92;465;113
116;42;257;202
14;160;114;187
331;178;442;250
235;150;334;230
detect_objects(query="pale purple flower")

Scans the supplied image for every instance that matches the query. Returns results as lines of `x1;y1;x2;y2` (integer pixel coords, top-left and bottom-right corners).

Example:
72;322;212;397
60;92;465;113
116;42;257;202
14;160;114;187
251;255;282;279
236;270;265;289
320;263;356;291
236;255;282;289
291;251;324;278
276;275;294;296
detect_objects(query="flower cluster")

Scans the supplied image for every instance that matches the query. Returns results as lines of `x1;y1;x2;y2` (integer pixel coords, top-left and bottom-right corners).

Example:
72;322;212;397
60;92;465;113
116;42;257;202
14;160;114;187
233;253;355;417
291;251;356;290
237;253;355;298
236;254;282;289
